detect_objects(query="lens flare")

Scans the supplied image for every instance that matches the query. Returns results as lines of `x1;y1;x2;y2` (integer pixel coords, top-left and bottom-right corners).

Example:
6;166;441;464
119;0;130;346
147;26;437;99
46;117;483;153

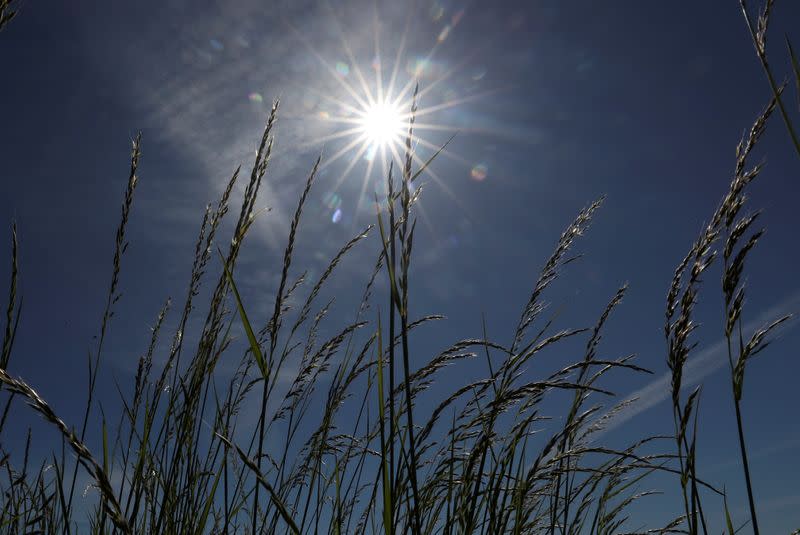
284;5;496;226
470;163;488;181
335;61;350;76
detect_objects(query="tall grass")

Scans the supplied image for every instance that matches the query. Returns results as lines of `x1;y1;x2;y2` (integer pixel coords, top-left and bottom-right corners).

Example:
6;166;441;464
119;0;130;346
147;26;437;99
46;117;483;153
0;0;16;32
0;2;798;533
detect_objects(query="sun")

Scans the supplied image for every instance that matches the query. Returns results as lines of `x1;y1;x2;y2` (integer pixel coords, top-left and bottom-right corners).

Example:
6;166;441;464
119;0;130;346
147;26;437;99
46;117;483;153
281;6;494;224
357;101;406;148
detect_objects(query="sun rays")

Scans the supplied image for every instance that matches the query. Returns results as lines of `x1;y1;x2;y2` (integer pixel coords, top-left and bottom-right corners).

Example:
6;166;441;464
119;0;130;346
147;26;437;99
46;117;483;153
277;1;500;228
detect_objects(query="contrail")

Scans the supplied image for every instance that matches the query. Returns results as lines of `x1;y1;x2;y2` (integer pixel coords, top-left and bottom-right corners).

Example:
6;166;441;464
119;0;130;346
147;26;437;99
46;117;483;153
591;290;800;439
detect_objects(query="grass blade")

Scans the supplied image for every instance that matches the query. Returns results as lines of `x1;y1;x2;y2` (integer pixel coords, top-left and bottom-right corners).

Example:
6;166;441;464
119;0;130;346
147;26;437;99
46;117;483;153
219;249;268;380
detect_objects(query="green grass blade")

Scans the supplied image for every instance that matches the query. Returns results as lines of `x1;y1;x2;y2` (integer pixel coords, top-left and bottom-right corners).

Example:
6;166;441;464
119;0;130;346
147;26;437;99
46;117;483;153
724;491;735;535
376;318;392;535
195;465;223;535
219;249;268;380
215;432;301;535
375;205;402;316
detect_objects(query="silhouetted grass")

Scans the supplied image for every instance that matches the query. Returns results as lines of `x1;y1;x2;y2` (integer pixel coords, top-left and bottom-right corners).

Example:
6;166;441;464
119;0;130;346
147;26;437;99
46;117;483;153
0;0;16;32
0;2;798;534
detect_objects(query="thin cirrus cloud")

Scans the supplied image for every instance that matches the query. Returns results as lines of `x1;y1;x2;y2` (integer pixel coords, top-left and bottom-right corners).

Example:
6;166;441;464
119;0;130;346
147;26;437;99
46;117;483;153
591;290;800;439
88;1;341;253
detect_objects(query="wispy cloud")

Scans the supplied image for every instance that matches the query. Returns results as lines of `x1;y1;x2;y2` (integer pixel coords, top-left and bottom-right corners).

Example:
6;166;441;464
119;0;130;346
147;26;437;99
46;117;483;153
592;291;800;438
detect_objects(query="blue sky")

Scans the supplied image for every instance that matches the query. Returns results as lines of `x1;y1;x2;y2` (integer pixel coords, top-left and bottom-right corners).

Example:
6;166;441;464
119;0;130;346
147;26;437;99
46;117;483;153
1;0;800;531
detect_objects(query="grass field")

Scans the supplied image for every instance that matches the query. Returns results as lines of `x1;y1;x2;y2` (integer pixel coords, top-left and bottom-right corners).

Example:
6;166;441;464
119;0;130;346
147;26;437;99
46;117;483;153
1;1;799;533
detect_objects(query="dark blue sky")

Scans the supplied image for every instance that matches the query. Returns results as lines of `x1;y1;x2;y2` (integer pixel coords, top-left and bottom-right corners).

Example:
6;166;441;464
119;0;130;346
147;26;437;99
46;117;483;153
1;0;799;530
